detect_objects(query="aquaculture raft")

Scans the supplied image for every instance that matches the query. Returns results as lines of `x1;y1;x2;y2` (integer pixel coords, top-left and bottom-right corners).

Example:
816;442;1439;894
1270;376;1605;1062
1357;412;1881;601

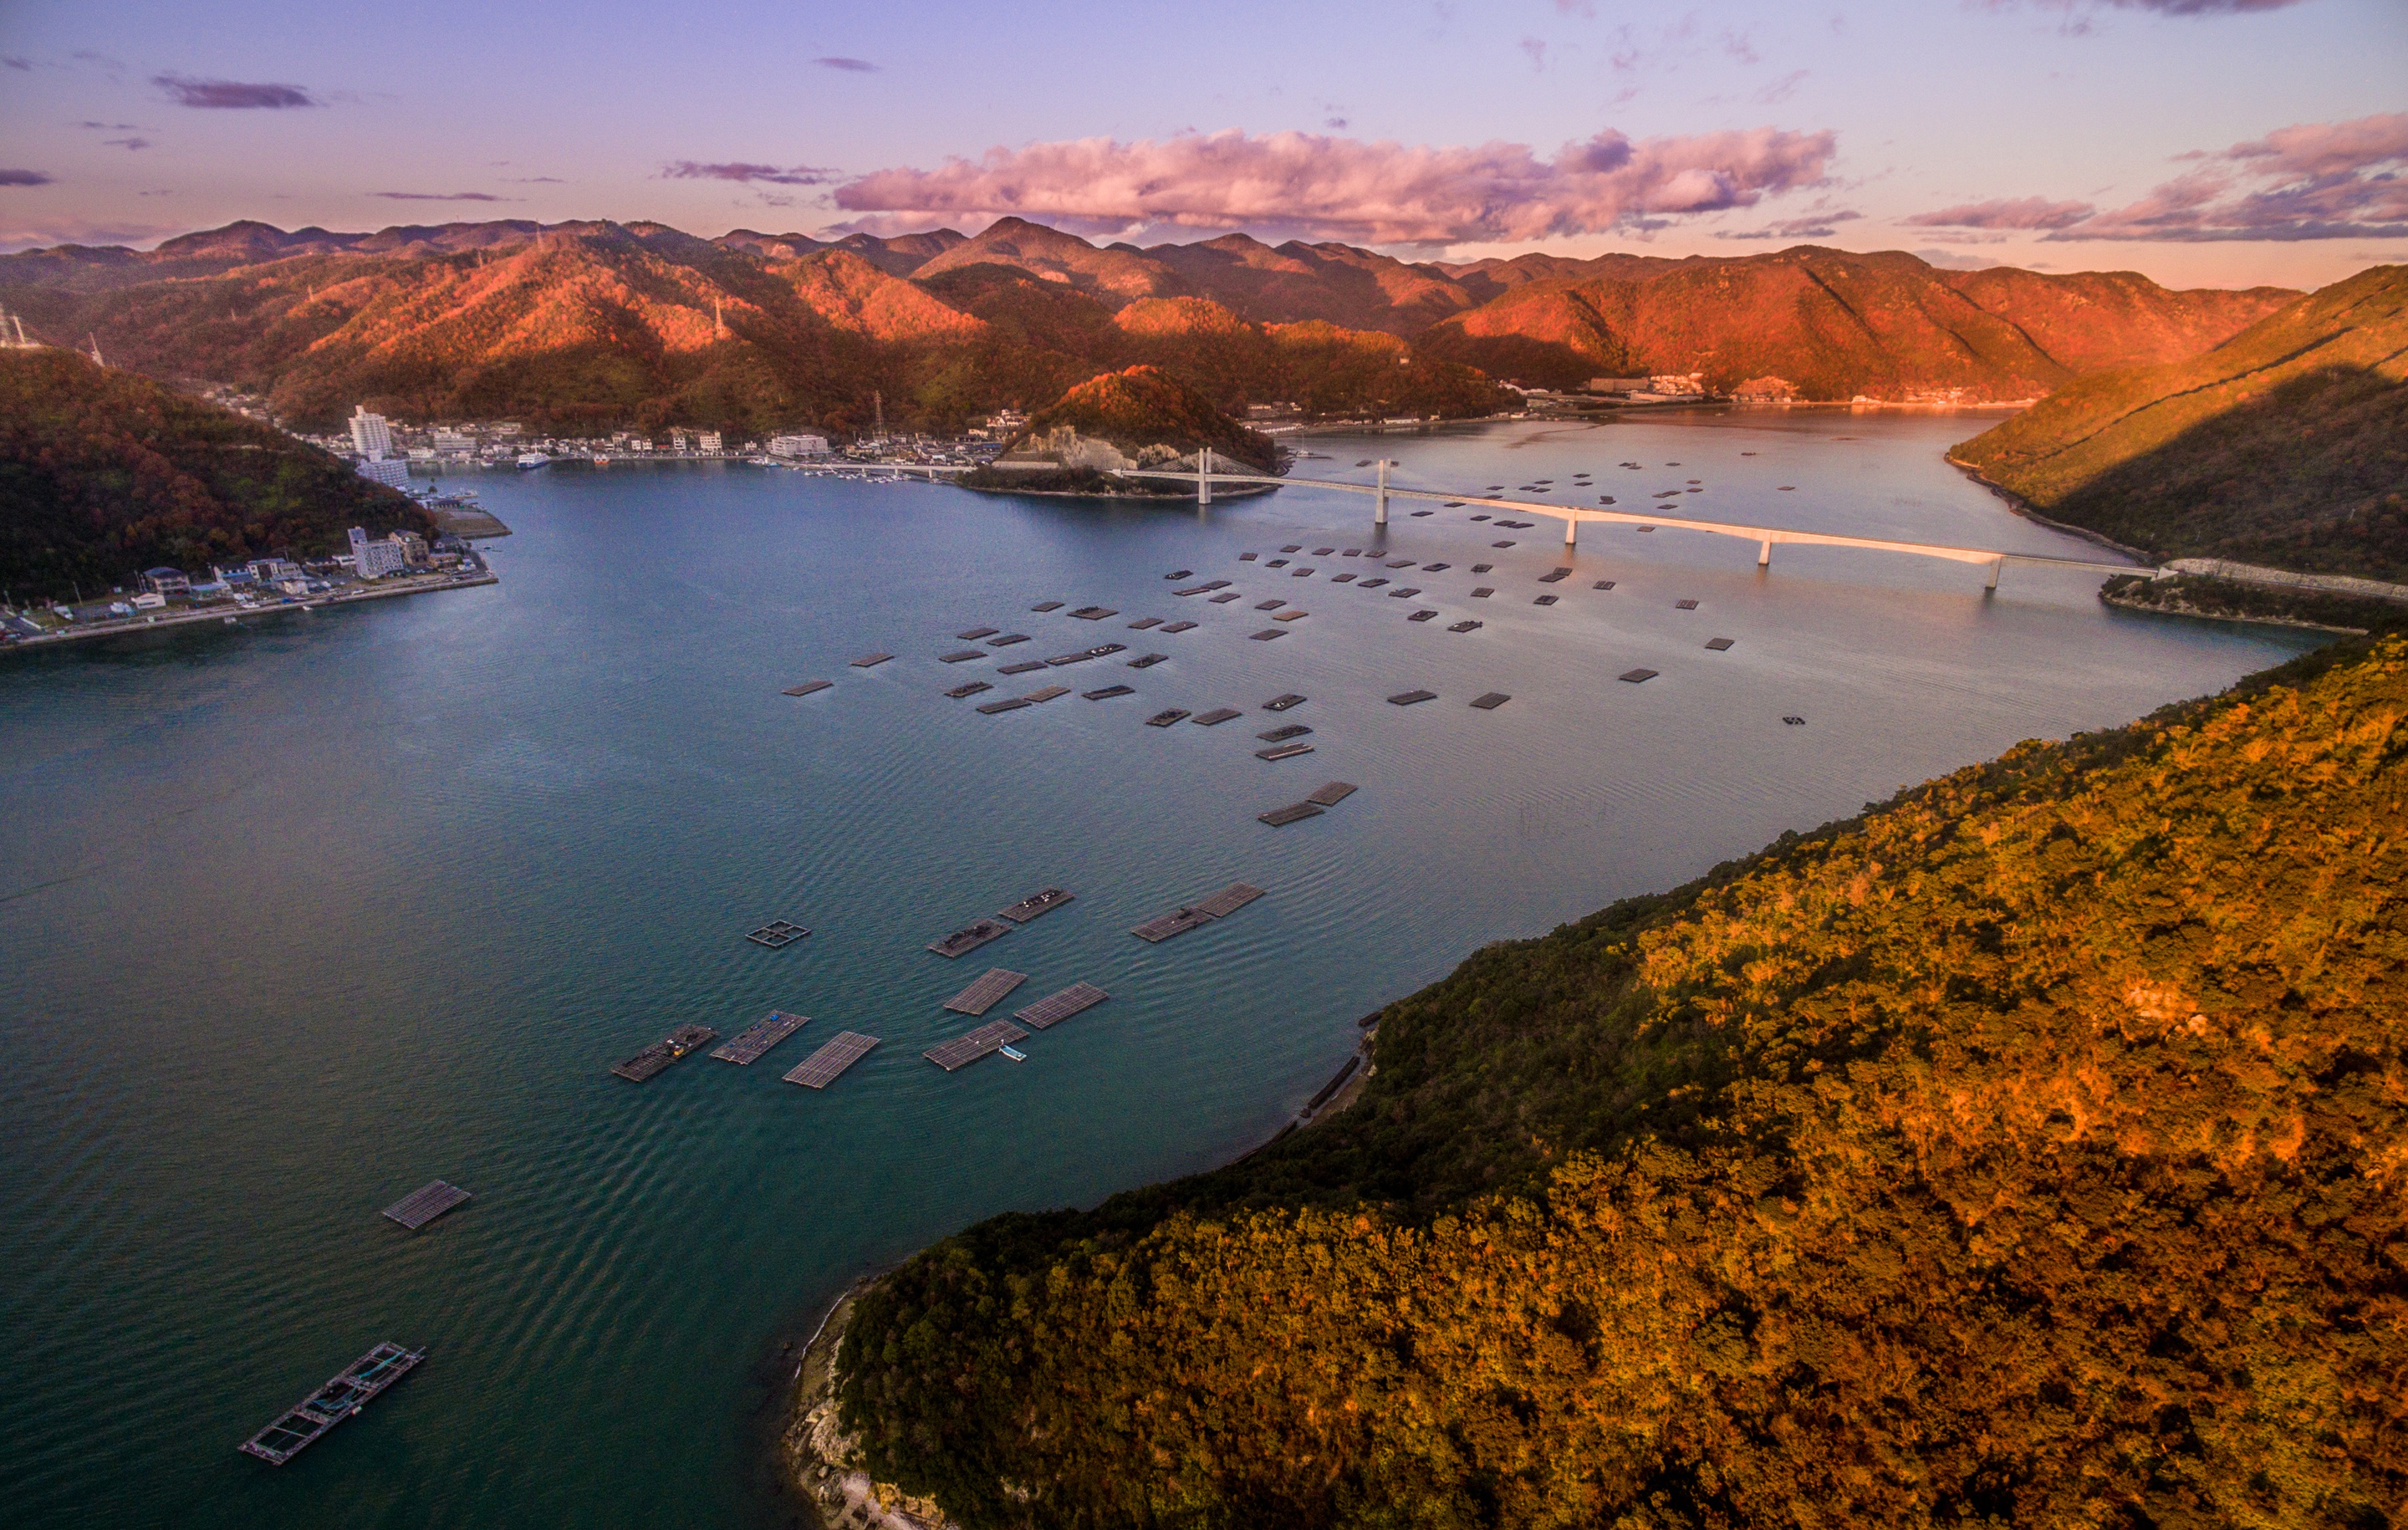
997;887;1074;923
944;968;1028;1017
746;920;809;948
925;1019;1029;1072
1306;781;1357;805
928;917;1012;958
712;1012;809;1063
1013;982;1109;1029
612;1024;719;1082
850;653;892;667
1469;693;1511;711
381;1181;470;1232
1258;803;1323;827
1132;882;1266;942
783;1032;879;1089
780;681;831;696
238;1343;424;1465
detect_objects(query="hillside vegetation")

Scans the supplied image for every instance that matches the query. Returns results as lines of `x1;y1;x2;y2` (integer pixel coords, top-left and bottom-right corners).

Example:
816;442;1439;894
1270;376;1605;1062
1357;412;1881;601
1006;365;1281;474
1952;266;2408;579
832;636;2408;1529
0;348;429;599
0;219;2294;433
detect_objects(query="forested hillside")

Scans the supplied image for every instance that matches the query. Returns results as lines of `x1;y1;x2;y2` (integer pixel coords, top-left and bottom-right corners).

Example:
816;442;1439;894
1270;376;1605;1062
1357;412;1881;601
0;219;2292;434
1953;265;2408;579
0;348;428;598
831;635;2408;1528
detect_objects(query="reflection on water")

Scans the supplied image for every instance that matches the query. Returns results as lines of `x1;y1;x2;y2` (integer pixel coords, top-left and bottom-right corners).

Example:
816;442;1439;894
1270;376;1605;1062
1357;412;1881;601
0;413;2313;1528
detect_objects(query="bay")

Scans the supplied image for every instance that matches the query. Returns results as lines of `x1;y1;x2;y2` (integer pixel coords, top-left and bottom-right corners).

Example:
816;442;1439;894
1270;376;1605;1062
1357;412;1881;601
0;411;2313;1527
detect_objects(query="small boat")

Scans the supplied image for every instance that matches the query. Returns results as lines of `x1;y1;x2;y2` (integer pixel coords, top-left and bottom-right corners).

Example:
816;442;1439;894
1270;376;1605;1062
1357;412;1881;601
517;451;552;470
998;1045;1028;1062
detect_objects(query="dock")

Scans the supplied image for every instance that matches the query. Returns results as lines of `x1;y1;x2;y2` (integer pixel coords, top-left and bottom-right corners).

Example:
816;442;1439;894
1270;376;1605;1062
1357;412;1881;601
1594;580;1616;590
1133;882;1266;941
1676;599;1699;609
1539;568;1571;584
1257;742;1315;761
1265;694;1305;711
713;1012;809;1063
944;968;1028;1016
997;887;1074;923
987;633;1029;646
784;1032;880;1089
1449;620;1482;633
1129;653;1168;668
1620;669;1658;684
925;1019;1029;1072
1161;620;1196;633
1255;599;1283;610
1258;723;1310;742
956;627;998;640
928;917;1012;958
1389;587;1422;599
381;1181;471;1232
978;696;1032;713
1046;644;1125;665
1192;708;1241;727
850;653;892;668
1084;684;1135;699
781;681;832;696
1014;982;1109;1029
612;1024;719;1082
1470;692;1511;711
1022;685;1070;702
1031;600;1064;612
238;1343;425;1466
746;920;809;948
1258;802;1324;826
1249;630;1285;641
997;660;1047;676
1388;690;1436;706
940;650;986;663
1128;617;1164;630
1307;781;1357;805
1273;610;1307;622
1408;610;1436;622
1070;606;1117;620
1534;594;1559;606
1147;708;1190;727
1211;593;1241;604
1705;637;1735;650
946;681;993;698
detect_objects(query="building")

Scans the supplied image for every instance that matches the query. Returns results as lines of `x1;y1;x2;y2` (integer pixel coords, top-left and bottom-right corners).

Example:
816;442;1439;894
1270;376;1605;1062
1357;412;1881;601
248;558;300;583
696;431;722;453
140;567;190;597
349;405;395;460
356;457;411;489
431;429;474;452
1588;377;1651;395
390;530;430;567
768;433;831;458
349;527;408;581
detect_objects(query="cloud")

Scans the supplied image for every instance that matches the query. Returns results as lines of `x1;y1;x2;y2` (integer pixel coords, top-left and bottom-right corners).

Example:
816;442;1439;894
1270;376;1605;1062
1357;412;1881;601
2057;111;2408;240
0;170;55;186
6;56;33;70
1904;196;2097;229
370;191;513;201
1756;69;1808;105
1519;37;1548;69
1912;247;2006;270
1718;209;1863;240
663;160;841;186
1984;0;2307;14
104;137;152;151
813;56;877;72
0;217;182;252
154;74;319;109
831;125;1838;245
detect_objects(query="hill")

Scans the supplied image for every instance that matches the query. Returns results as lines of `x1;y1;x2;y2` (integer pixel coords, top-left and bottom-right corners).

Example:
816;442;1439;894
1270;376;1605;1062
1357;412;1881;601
1951;266;2408;579
0;348;430;599
824;635;2408;1528
1416;246;2292;400
1000;364;1279;476
0;220;2299;432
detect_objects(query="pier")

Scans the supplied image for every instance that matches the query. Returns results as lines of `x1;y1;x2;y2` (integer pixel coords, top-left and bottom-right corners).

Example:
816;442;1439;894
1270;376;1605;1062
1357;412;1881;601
945;968;1028;1016
381;1181;471;1232
239;1344;424;1465
925;1019;1029;1071
612;1024;718;1081
1013;982;1109;1029
713;1012;809;1063
783;1032;880;1089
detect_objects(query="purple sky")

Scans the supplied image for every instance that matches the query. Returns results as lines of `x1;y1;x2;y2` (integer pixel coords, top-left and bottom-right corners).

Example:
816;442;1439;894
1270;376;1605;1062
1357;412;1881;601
2;0;2402;289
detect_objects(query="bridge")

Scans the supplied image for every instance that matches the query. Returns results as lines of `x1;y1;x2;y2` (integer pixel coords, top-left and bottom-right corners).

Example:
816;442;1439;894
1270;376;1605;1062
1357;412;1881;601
1120;454;2140;591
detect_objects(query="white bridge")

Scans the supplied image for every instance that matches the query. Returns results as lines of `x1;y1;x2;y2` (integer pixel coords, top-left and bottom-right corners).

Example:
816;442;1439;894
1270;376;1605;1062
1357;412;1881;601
1121;454;2140;591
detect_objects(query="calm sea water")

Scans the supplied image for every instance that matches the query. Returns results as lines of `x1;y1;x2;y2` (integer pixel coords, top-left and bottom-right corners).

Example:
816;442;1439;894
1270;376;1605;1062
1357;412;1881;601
0;412;2312;1527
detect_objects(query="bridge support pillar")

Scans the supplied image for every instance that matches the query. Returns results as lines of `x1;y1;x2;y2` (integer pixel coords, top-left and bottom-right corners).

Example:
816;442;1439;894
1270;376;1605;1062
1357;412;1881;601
1374;458;1390;525
1986;557;2002;591
1198;448;1212;507
1758;539;1773;568
1564;518;1578;547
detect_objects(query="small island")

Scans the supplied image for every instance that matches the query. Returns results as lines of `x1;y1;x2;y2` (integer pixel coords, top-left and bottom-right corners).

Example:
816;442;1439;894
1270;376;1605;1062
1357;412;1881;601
962;365;1285;497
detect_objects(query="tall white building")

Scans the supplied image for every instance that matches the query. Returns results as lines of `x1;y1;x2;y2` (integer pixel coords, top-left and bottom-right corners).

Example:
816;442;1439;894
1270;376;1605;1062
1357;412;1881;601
349;526;407;580
349;405;395;460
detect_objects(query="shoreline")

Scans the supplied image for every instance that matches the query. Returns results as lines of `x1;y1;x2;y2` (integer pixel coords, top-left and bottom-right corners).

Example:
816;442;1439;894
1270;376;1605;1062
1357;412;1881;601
3;571;498;655
1941;453;2155;564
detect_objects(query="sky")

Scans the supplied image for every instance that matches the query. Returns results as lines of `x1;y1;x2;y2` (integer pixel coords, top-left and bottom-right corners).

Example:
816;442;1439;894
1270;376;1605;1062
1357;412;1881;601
1;0;2403;290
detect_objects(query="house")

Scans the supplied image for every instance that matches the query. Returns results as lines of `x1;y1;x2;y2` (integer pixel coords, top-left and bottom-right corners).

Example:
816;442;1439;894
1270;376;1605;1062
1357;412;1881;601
140;567;190;597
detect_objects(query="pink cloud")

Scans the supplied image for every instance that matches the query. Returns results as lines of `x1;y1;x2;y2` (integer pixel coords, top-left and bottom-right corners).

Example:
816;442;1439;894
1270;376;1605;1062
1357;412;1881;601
2064;112;2408;241
831;126;1837;246
1903;196;2096;230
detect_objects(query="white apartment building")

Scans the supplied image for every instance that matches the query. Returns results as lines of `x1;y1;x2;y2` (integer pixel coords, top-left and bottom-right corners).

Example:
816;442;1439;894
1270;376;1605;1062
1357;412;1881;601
356;457;411;489
349;527;408;580
697;431;722;453
349;405;395;460
768;433;831;458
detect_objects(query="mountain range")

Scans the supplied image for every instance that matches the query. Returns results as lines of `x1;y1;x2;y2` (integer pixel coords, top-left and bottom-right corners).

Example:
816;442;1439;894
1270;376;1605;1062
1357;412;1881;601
0;217;2293;434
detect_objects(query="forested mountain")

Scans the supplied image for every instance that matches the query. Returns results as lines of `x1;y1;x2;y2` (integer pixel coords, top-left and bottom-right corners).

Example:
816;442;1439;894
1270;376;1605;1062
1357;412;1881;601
0;219;2293;434
1952;265;2408;580
0;348;429;598
829;635;2408;1528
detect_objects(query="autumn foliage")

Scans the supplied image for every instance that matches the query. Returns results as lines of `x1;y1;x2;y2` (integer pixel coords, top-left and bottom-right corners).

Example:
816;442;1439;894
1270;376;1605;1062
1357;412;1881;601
838;639;2408;1527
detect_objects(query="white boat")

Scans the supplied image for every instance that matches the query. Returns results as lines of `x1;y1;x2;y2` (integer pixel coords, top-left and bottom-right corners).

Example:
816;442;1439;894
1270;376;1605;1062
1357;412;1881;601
998;1045;1028;1063
516;451;553;470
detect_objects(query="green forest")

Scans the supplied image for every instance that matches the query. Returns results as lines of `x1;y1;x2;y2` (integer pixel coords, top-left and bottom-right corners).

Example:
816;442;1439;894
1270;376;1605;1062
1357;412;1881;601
833;635;2408;1527
0;348;430;599
1953;265;2408;581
